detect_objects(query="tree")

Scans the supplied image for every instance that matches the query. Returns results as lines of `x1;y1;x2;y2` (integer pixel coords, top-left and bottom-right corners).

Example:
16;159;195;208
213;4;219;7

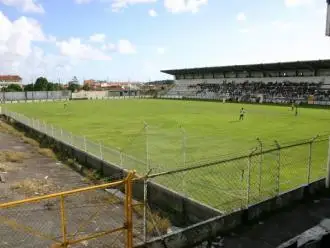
34;77;49;91
82;84;91;91
3;84;22;92
47;82;64;91
23;84;34;91
68;83;81;92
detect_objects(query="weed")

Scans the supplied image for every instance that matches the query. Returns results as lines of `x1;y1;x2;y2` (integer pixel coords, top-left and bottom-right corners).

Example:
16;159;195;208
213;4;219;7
0;150;28;163
38;148;56;159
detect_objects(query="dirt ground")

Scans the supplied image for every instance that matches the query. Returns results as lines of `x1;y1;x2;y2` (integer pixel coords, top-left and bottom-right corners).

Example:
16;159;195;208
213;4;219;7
0;122;144;248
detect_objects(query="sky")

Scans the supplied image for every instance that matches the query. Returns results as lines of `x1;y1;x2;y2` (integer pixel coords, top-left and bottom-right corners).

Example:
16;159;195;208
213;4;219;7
0;0;329;84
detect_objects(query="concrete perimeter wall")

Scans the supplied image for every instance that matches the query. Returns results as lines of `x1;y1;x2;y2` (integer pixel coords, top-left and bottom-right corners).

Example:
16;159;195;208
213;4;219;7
0;91;71;102
1;115;221;227
136;179;327;248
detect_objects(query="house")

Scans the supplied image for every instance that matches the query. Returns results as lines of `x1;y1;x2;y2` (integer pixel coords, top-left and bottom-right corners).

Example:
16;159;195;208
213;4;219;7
0;75;22;89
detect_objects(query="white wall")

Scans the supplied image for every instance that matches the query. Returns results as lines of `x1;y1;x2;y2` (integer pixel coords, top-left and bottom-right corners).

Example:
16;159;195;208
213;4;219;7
72;91;109;99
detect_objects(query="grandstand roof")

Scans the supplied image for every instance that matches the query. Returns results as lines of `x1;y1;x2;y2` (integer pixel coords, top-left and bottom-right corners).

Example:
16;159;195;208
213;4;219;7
161;59;330;75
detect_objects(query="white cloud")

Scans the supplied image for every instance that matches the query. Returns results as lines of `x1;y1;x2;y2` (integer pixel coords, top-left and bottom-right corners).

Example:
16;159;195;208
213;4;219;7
75;0;93;3
0;12;72;82
111;0;157;12
89;33;106;43
148;9;157;17
164;0;207;13
156;47;165;54
236;12;246;21
46;35;57;43
284;0;313;7
239;28;250;33
0;11;45;57
56;38;112;60
0;0;45;13
101;42;116;51
272;20;294;31
117;39;136;54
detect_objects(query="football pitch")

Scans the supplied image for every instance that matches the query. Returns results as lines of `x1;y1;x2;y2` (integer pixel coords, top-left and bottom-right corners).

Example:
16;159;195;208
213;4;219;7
4;99;330;211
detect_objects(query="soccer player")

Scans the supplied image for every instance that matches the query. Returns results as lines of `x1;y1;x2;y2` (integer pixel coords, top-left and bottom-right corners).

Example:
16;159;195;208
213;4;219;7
291;102;295;111
239;108;246;121
295;105;298;116
64;102;68;109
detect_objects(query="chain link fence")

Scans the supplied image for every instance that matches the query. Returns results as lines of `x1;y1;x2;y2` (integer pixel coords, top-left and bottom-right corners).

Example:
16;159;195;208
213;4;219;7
146;136;330;215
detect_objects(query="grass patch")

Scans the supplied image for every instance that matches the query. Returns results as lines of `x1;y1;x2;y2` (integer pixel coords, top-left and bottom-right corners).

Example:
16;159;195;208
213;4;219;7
38;148;56;159
133;204;171;235
0;162;17;172
22;136;39;147
0;121;24;137
4;100;330;212
10;178;58;196
0;150;28;163
85;169;102;183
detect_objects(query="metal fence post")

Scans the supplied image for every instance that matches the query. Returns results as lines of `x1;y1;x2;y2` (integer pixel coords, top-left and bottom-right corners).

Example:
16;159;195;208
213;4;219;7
181;127;187;193
51;125;54;137
143;122;149;243
307;136;318;185
275;141;281;195
70;132;73;146
246;149;257;207
99;142;103;160
84;136;87;152
120;151;123;166
257;138;263;196
43;121;46;134
60;128;63;140
326;136;330;188
125;172;134;248
144;122;149;171
246;155;252;207
60;195;68;247
143;177;148;243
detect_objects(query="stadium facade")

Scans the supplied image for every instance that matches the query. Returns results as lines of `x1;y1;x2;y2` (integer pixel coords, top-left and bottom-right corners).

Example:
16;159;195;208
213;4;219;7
161;59;330;105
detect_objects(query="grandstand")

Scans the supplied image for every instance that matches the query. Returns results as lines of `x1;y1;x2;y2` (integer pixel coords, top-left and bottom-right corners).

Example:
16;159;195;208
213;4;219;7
161;59;330;105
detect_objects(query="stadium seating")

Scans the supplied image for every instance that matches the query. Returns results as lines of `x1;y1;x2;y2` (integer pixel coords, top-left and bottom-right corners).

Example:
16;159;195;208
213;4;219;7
164;77;330;104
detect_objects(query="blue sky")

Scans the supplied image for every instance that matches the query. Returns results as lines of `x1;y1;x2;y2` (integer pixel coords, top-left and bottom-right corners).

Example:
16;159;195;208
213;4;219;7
0;0;329;83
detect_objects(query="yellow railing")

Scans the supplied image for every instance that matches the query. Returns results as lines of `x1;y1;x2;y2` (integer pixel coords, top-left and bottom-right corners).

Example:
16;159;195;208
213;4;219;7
0;171;135;248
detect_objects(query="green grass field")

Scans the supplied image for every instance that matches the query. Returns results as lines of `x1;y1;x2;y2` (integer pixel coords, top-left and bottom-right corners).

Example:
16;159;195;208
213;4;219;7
4;99;330;211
